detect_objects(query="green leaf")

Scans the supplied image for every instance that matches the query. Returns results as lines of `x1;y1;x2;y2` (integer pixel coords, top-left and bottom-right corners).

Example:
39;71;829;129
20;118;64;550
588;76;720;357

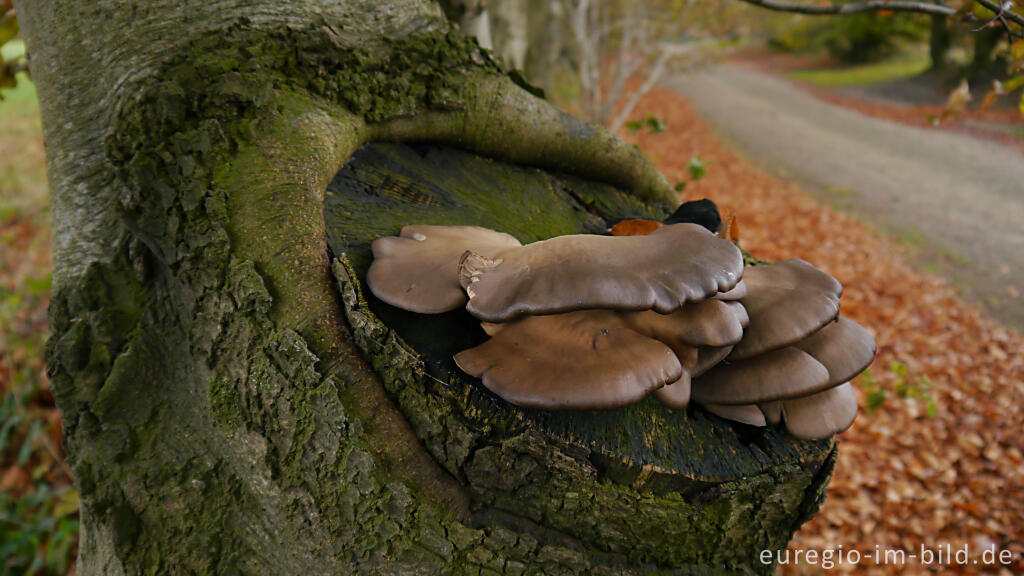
673;181;687;193
1020;91;1024;118
645;114;666;134
686;155;711;181
1005;75;1024;94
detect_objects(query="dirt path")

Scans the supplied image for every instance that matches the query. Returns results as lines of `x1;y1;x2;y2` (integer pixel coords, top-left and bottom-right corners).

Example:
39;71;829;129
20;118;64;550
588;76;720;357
667;64;1024;331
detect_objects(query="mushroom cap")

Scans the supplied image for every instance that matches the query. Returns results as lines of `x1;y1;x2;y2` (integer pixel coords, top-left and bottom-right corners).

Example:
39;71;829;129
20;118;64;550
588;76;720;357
794;317;876;386
759;401;782;425
702;403;767;427
781;382;858;440
453;310;683;410
727;259;842;361
693;345;734;378
622;299;749;350
462;223;745;322
367;225;521;314
713;280;747;301
691;347;831;405
652;346;698;410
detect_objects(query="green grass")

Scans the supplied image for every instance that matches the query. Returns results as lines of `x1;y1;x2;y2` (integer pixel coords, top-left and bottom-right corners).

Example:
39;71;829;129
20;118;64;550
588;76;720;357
1;41;37;107
0;40;46;214
789;53;931;88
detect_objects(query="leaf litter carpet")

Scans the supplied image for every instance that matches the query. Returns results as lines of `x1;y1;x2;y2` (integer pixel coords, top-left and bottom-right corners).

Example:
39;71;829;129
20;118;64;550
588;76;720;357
624;87;1023;574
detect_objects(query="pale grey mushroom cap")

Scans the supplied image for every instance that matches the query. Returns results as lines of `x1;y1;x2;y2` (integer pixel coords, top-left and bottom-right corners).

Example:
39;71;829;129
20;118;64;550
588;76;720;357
781;382;858;440
691;347;831;405
794;317;876;386
453;310;682;410
460;223;745;322
702;403;767;426
367;225;521;314
728;259;842;361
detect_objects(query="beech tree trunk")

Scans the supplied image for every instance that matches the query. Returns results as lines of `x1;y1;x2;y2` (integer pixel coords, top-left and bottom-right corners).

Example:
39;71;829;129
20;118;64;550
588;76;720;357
19;1;836;573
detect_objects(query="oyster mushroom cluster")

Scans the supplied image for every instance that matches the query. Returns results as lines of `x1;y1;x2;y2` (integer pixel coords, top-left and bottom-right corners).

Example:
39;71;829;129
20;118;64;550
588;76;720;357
366;220;875;440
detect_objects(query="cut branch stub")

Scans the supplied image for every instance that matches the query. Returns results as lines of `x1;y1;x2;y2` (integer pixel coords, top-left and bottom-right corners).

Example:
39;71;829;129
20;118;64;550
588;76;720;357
461;222;744;322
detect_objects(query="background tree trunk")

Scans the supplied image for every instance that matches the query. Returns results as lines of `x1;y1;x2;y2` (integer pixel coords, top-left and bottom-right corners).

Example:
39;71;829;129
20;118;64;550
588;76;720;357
929;13;952;70
19;0;835;573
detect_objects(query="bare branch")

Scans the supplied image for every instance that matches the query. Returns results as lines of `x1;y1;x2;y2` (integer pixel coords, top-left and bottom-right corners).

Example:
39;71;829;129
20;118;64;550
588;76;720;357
734;0;1024;34
609;43;701;133
733;0;958;17
975;0;1024;30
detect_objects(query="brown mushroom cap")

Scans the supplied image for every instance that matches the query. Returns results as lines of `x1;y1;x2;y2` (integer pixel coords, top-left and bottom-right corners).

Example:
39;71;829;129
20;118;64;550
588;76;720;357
702;403;767;426
367;225;521;314
759;401;782;425
781;382;858;440
727;259;842;361
453;310;682;410
621;299;749;351
691;347;831;405
461;223;745;322
793;317;876;386
652;346;698;410
693;345;734;378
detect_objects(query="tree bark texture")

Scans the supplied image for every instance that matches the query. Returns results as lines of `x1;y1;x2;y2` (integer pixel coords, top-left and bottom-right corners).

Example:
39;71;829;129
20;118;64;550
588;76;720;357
19;1;835;573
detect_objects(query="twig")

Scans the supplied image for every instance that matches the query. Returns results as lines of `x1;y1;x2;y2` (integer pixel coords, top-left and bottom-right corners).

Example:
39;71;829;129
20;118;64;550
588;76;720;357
733;0;960;17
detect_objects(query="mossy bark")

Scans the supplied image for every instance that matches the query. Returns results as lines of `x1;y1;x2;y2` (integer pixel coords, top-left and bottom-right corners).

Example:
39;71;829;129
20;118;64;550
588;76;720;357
20;0;835;574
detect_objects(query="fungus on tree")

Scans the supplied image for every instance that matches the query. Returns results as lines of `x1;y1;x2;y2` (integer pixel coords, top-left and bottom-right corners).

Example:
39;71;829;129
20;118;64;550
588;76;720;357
452;310;684;410
459;222;744;322
367;224;521;313
690;263;876;439
364;217;875;440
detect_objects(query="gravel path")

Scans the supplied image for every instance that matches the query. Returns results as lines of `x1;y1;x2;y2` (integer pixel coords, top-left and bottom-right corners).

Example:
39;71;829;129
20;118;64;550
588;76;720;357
667;64;1024;332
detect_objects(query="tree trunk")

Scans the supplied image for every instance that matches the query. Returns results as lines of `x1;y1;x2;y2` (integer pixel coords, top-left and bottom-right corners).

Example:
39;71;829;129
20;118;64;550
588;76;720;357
929;14;951;70
489;0;530;71
19;0;835;573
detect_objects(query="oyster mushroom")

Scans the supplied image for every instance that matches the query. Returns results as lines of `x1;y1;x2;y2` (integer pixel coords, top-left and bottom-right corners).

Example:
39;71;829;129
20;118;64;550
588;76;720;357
693;314;875;439
460;223;744;322
367;225;521;314
780;383;859;440
453;310;683;410
727;259;842;361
